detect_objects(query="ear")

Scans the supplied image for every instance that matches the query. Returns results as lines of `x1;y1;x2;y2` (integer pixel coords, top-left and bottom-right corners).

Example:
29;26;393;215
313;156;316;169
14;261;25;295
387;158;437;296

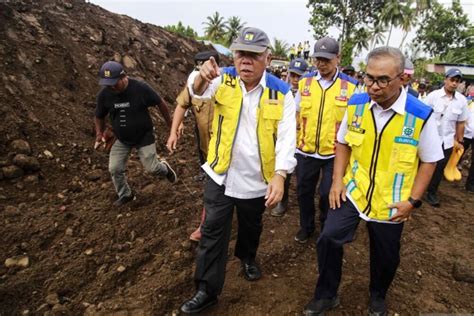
266;52;272;66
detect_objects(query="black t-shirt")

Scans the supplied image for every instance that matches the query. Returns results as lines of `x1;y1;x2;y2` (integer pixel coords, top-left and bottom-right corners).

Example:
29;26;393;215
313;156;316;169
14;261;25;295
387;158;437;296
95;78;162;147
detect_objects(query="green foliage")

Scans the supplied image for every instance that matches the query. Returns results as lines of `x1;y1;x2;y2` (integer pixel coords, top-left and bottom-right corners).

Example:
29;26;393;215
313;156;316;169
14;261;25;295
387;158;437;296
414;0;472;59
271;38;289;59
307;0;385;62
225;16;246;47
203;11;227;42
163;21;197;39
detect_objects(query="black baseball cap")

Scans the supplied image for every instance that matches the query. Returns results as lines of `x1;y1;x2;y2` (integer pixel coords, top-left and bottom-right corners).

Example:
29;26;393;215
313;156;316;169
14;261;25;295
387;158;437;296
311;37;339;59
229;27;270;53
194;51;220;64
98;61;125;86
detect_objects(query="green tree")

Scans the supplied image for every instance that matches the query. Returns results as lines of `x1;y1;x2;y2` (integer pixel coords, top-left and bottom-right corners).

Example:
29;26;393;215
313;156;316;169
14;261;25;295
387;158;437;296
225;16;246;46
352;28;370;55
271;38;289;59
203;11;227;42
380;0;406;45
369;22;387;50
414;0;472;58
307;0;385;63
164;21;198;39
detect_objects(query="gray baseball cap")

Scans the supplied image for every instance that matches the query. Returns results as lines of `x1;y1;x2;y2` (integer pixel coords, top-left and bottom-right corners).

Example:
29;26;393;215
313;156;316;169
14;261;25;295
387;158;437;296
98;61;125;86
229;27;270;53
289;58;308;75
311;37;339;59
445;68;462;78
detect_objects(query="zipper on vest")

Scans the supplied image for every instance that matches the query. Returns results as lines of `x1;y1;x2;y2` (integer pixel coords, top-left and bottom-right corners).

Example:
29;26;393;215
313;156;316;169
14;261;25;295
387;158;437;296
315;78;337;155
256;89;268;183
363;110;396;215
210;114;224;168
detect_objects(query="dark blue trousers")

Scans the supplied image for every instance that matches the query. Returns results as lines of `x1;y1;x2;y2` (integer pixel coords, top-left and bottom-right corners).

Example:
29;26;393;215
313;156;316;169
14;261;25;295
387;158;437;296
296;153;334;234
314;200;404;300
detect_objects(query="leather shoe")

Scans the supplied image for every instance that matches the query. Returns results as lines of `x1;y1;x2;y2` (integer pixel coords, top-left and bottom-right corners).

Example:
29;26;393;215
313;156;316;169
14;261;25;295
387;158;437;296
303;297;340;315
368;297;387;316
241;260;262;281
180;290;217;314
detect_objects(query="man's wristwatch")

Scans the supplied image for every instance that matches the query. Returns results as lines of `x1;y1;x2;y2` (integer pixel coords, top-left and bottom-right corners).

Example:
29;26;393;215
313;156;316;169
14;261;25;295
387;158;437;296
274;170;287;179
408;197;422;208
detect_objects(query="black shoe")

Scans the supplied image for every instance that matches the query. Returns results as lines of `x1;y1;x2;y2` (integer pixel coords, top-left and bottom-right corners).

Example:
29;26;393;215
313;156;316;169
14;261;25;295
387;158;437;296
294;229;313;244
270;200;288;217
466;184;474;192
368;297;387;316
113;193;136;206
180;290;218;314
303;297;340;315
161;160;177;184
425;192;440;207
241;259;262;281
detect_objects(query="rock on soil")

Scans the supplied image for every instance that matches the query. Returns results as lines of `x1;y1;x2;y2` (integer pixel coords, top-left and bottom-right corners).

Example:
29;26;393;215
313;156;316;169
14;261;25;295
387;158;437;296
10;140;31;155
13;154;40;171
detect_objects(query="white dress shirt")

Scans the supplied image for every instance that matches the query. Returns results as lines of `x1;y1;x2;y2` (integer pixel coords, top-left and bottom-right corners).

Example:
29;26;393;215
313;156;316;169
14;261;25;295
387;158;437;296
337;88;444;223
188;70;297;199
424;88;469;149
465;99;474;139
294;70;340;160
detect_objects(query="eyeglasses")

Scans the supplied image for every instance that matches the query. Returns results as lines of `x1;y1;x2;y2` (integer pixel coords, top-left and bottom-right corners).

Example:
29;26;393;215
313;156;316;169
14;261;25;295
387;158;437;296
364;73;402;88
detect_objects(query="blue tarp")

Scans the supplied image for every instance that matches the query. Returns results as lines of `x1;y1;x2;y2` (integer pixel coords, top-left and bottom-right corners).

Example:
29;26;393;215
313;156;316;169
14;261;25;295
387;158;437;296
202;40;232;57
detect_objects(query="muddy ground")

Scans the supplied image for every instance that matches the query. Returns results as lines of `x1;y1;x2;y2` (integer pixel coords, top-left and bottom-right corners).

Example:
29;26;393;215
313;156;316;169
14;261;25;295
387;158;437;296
0;0;473;315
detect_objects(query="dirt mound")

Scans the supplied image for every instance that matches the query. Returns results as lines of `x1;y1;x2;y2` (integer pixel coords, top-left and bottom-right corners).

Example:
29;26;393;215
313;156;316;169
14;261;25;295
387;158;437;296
0;1;473;315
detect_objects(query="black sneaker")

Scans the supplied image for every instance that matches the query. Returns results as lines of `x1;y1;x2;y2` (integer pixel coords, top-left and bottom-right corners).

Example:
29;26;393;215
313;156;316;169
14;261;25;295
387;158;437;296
303;297;340;315
161;160;177;184
113;193;136;206
425;192;440;207
295;229;313;244
368;297;387;316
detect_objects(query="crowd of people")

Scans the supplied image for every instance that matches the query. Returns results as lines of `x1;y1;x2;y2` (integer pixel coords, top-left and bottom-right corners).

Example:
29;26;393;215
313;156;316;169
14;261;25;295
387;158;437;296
93;26;473;315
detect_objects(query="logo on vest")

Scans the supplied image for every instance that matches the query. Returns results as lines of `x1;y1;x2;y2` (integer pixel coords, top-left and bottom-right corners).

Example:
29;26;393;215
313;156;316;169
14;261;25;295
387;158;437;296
402;126;414;138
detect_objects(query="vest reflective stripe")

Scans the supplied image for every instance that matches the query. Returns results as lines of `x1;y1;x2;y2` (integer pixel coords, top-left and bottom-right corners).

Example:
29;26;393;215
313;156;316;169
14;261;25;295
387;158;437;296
343;94;430;221
207;71;286;183
298;74;356;156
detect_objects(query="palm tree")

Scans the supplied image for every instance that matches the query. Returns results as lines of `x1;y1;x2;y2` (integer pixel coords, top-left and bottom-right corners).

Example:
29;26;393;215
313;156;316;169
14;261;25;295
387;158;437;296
225;16;246;46
380;1;406;45
369;22;387;50
399;4;416;48
271;38;289;59
352;28;370;55
203;11;227;42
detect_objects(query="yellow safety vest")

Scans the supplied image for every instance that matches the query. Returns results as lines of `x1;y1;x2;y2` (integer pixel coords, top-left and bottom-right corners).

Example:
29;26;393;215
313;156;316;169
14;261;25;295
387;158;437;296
297;72;357;156
207;67;290;183
343;93;432;221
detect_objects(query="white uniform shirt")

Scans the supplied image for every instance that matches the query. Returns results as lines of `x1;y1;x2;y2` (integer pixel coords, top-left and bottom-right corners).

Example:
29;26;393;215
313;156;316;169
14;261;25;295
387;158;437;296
424;88;469;149
294;70;340;160
337;88;444;223
463;99;474;139
188;70;297;199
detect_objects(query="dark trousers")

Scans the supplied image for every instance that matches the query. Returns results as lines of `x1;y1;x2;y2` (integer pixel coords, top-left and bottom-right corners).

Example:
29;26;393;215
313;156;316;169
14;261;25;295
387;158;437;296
315;200;404;300
427;146;453;194
296;153;334;234
281;173;292;205
194;179;266;296
463;137;474;187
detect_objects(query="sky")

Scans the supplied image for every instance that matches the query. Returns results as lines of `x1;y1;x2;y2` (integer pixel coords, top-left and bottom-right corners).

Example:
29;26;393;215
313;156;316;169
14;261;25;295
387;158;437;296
89;0;473;63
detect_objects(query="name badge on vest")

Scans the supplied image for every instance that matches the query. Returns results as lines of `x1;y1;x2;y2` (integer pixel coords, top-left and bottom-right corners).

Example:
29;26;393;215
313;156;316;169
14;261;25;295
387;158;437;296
266;99;280;105
348;125;365;134
336;80;348;101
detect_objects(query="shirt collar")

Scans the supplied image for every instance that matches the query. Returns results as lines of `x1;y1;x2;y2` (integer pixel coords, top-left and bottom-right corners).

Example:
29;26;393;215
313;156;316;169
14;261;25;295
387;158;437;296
238;71;267;93
369;87;407;115
315;69;339;83
440;87;459;100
